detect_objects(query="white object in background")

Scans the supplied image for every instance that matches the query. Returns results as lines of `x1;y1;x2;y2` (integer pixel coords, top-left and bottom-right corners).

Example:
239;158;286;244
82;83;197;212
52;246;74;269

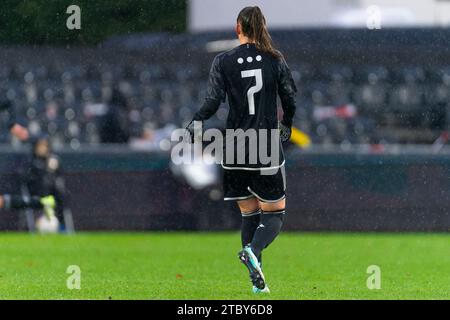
35;215;60;234
189;0;440;31
171;152;219;190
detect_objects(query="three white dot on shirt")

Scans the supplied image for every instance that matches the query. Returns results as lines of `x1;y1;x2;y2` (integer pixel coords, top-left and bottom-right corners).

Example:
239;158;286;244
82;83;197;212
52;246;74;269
237;55;262;64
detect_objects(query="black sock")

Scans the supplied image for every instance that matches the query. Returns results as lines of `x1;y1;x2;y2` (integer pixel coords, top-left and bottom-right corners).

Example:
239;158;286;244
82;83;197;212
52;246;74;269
241;209;262;264
241;209;260;248
250;209;285;257
3;194;43;210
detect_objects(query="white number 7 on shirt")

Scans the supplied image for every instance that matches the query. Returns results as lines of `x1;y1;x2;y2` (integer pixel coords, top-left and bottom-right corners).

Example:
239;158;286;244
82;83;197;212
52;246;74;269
241;69;263;115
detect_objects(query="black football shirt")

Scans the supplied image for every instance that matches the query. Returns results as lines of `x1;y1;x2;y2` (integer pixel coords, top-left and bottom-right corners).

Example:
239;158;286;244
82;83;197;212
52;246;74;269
193;43;297;170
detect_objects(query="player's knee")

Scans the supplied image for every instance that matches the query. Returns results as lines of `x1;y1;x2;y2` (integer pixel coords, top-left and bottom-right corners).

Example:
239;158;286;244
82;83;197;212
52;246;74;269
259;198;285;212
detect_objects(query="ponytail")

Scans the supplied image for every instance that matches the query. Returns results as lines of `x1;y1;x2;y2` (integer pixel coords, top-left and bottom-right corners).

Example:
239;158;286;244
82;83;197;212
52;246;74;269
237;6;282;58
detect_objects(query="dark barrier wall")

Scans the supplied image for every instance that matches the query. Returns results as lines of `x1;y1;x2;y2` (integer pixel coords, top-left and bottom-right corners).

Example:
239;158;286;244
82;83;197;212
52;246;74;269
0;147;239;231
0;147;449;231
285;151;450;231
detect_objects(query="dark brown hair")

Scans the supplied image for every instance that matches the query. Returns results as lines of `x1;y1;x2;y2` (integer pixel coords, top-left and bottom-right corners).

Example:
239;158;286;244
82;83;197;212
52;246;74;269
237;6;281;58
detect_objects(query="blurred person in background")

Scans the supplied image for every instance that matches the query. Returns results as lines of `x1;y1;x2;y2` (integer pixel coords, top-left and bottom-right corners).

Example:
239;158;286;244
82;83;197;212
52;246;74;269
186;6;296;294
98;87;130;143
0;136;60;228
0;139;57;220
22;136;66;229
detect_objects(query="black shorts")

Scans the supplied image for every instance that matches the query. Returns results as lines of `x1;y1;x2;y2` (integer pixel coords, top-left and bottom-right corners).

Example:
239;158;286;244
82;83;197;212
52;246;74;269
223;166;286;202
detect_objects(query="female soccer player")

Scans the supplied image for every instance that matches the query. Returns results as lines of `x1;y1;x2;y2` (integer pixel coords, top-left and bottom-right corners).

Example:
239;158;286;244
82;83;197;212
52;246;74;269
186;6;297;293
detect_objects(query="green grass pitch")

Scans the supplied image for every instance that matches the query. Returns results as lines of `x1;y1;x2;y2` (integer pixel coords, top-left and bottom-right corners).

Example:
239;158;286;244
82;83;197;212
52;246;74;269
0;232;449;299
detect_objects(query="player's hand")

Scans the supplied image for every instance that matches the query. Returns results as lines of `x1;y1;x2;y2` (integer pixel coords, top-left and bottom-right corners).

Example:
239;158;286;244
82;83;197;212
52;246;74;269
184;120;195;144
279;122;291;142
185;120;203;144
10;123;29;141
